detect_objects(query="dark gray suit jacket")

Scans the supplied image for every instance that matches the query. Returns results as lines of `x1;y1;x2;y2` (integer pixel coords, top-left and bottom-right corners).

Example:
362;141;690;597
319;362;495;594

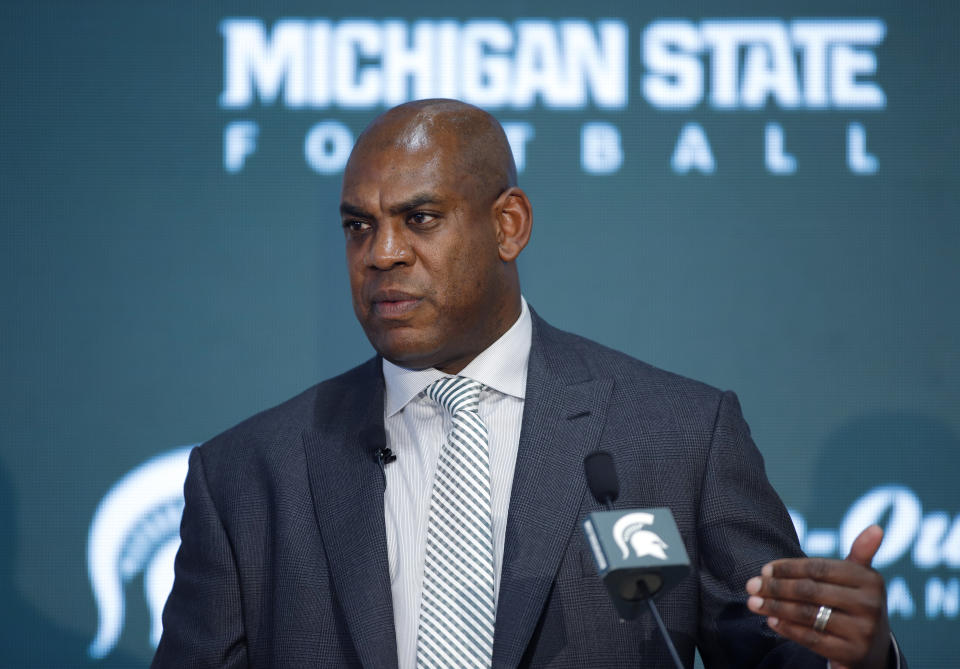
153;313;839;667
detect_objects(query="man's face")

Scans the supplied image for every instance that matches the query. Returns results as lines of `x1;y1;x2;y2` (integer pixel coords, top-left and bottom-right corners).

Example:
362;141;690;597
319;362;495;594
340;133;514;373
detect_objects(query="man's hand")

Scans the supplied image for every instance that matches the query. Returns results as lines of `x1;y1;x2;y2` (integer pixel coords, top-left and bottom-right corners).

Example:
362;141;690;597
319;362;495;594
745;525;893;669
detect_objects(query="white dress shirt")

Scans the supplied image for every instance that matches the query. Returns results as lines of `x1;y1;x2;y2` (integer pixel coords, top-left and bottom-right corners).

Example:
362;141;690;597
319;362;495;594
382;298;531;669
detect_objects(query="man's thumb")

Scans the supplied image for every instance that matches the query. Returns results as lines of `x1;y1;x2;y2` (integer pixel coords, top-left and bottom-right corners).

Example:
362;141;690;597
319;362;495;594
846;524;884;566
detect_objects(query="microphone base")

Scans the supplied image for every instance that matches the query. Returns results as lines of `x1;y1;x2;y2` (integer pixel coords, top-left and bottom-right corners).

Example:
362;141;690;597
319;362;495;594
601;567;686;620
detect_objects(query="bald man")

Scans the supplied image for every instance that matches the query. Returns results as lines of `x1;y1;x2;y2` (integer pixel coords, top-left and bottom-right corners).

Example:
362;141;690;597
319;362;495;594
154;100;903;668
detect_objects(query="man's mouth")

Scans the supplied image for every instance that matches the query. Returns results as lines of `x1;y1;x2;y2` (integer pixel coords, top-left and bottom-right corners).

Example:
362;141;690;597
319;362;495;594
370;290;422;317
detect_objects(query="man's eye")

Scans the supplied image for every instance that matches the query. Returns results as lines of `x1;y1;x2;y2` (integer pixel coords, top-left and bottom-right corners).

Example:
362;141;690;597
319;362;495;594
409;212;436;226
342;219;369;233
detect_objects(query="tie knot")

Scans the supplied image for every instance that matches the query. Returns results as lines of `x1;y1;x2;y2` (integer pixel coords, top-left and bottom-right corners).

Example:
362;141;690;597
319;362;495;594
426;376;483;416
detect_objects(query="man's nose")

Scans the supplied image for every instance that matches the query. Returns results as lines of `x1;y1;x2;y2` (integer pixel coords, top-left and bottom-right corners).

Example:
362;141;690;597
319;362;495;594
366;224;413;270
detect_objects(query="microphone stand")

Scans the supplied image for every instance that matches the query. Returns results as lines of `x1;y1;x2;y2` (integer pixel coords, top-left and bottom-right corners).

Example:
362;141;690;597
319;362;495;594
636;580;685;669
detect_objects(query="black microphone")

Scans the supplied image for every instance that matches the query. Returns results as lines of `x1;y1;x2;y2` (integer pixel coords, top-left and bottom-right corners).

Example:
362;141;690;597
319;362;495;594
377;447;397;466
584;451;619;508
360;426;396;469
583;451;689;669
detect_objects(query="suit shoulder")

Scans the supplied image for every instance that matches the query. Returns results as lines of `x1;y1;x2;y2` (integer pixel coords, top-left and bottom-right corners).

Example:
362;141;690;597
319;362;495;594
538;319;723;400
533;317;733;436
197;357;379;466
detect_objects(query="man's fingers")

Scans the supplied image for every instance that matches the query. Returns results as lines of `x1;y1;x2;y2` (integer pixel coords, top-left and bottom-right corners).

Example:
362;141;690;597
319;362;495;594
746;577;880;615
747;594;871;639
846;524;884;567
761;556;881;588
763;616;864;666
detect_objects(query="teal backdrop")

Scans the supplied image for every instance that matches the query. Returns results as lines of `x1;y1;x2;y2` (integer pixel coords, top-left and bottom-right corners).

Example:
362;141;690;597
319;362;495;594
2;0;958;666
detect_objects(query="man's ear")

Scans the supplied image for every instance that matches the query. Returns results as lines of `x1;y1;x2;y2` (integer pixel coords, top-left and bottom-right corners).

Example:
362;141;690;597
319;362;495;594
494;187;533;262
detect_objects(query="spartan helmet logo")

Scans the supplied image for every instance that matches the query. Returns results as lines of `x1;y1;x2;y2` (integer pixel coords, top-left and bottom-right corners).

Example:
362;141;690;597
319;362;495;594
86;446;193;659
612;512;669;561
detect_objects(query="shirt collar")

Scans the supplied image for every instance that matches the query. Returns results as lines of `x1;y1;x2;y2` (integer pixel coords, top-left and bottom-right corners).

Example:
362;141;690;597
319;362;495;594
382;297;532;417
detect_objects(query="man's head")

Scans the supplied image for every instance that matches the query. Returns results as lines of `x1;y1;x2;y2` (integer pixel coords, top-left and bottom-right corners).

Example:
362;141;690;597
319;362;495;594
341;99;532;373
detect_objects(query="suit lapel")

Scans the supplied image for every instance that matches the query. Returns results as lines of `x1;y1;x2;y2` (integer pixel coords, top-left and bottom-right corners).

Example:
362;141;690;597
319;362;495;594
302;359;399;669
493;316;614;667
